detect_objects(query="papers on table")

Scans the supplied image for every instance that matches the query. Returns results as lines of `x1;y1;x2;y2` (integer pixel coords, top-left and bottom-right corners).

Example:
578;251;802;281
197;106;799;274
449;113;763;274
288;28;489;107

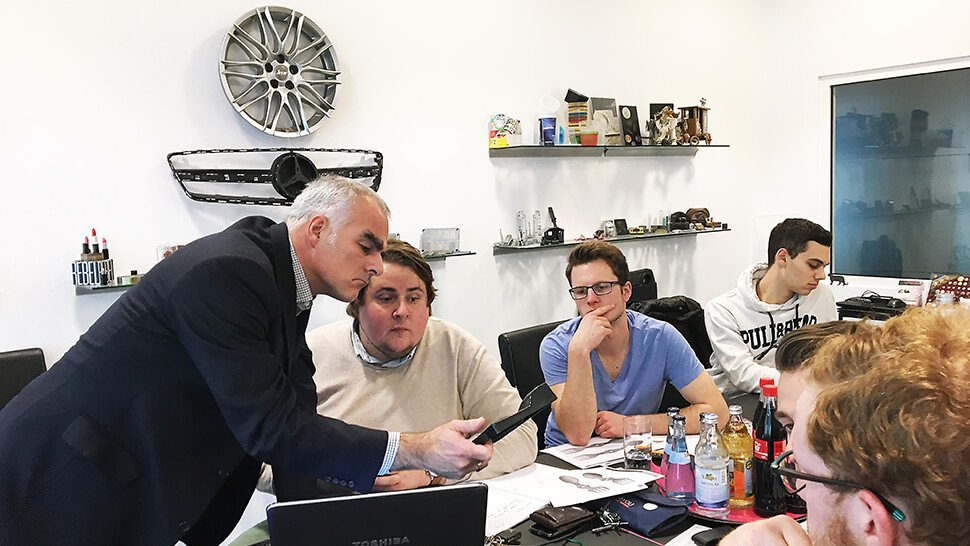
482;486;549;537
541;435;702;468
541;437;625;468
479;463;663;535
480;464;550;536
540;465;662;507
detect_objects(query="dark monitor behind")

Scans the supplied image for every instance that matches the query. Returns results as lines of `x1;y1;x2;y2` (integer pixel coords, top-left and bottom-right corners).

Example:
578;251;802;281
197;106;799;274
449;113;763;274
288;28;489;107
267;482;487;546
831;66;970;279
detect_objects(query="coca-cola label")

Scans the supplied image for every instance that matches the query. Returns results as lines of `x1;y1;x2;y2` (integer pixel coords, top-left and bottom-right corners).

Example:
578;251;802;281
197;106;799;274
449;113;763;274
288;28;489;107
753;438;785;461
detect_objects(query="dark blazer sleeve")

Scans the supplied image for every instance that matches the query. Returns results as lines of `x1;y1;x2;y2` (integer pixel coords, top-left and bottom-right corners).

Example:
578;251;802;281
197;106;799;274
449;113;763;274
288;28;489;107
166;253;386;491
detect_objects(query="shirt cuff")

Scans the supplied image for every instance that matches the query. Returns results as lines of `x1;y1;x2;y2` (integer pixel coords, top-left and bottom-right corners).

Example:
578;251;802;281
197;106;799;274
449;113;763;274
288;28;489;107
378;431;400;476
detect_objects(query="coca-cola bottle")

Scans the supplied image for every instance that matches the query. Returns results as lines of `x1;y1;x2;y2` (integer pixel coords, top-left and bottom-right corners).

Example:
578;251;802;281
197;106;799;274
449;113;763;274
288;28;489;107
753;384;786;517
750;377;775;434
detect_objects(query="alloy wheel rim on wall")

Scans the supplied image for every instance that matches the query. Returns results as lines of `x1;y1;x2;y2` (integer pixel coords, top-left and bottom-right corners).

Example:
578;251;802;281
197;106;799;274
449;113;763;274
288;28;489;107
220;6;340;138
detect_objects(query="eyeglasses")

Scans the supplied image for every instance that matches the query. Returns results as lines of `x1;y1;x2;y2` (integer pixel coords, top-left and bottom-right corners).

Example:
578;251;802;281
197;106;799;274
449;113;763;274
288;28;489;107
568;281;621;300
770;450;906;522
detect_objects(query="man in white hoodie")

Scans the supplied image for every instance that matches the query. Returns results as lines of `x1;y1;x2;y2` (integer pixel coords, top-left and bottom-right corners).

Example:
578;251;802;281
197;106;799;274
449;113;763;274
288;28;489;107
705;218;837;398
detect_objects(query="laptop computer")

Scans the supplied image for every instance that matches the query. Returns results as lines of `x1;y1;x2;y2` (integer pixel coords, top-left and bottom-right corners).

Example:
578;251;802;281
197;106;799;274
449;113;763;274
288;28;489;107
267;482;488;546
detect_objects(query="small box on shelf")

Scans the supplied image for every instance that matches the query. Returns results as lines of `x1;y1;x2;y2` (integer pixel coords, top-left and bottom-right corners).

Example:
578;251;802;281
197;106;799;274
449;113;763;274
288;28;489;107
72;258;114;288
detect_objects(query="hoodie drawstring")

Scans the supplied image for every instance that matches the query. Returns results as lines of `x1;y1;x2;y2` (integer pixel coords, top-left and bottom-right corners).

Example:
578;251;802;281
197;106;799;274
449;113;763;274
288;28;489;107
754;303;800;361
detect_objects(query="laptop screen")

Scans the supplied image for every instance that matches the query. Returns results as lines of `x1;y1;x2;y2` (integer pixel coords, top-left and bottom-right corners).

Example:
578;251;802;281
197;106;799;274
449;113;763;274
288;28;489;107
267;483;488;546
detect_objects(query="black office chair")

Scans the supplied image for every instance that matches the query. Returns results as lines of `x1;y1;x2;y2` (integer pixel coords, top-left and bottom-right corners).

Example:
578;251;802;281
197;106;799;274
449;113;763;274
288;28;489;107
0;347;47;411
628;267;658;304
498;320;565;450
630;295;714;409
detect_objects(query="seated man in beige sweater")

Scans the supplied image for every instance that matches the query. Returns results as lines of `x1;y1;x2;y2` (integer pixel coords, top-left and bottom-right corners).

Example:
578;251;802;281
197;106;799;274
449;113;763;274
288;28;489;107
260;240;537;493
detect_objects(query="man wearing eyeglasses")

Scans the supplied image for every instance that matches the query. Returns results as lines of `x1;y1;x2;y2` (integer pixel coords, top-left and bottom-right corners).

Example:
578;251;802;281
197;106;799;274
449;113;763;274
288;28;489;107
722;306;970;545
773;320;859;429
539;241;727;447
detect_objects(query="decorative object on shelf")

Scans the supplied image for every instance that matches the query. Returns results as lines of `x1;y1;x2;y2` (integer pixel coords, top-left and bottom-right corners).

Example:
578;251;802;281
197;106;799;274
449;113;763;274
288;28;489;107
542;207;565;246
532;210;543;243
667;211;691;231
613;218;629;236
167;148;382;206
488;144;727;158
579;127;599;146
493;226;731;255
220;6;340;137
601;220;617;238
72;228;114;288
619;105;642;146
686;208;709;226
489;114;522;148
685;207;724;229
648;103;674;143
677;99;713;145
565;89;590;144
117;271;144;286
590;98;622;146
567;102;589;144
652;105;679;145
419;228;461;256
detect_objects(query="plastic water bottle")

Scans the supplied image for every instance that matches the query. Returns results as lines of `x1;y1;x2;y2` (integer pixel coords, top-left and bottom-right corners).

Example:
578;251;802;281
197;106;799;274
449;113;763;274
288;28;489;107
664;415;694;503
694;412;730;515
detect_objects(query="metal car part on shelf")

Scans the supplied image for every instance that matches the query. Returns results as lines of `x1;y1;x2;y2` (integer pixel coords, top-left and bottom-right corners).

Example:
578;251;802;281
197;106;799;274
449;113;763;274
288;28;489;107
167;148;382;206
220;6;340;137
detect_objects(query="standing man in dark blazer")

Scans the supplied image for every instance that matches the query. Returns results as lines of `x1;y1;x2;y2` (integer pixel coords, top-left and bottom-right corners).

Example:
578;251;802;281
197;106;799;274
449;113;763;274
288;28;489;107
0;177;492;546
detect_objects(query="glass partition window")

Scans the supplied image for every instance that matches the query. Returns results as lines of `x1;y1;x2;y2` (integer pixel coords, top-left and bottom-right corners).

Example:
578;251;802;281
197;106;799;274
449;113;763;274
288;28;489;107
832;68;970;278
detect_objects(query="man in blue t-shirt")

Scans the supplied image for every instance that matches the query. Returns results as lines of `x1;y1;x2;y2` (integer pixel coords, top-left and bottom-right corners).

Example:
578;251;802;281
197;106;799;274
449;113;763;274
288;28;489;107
540;241;728;447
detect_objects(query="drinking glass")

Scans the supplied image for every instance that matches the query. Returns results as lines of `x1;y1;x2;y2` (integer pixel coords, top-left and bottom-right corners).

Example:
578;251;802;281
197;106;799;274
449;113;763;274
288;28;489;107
623;415;652;469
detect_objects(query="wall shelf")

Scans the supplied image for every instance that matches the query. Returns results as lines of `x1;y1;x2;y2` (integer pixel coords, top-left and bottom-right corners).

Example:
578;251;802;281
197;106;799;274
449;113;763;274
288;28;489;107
422;250;476;261
493;228;731;255
488;144;729;158
75;283;135;296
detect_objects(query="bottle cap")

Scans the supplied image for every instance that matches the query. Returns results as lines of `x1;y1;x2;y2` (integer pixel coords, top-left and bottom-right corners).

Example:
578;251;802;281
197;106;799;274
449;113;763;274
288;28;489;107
700;412;719;425
728;405;743;415
760;377;775;388
673;415;686;423
666;407;681;417
763;384;778;397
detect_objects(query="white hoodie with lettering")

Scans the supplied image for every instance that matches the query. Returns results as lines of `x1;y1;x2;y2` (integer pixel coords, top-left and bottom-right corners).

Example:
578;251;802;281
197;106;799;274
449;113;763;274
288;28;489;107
705;263;837;398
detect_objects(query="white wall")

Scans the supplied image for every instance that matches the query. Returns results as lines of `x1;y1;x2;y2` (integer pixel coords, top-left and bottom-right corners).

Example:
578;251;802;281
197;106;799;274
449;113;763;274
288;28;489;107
3;0;969;361
2;0;968;542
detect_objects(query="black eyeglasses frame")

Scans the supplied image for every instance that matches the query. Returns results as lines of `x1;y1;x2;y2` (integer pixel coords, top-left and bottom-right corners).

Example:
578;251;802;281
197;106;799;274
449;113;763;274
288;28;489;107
567;281;622;300
770;449;906;522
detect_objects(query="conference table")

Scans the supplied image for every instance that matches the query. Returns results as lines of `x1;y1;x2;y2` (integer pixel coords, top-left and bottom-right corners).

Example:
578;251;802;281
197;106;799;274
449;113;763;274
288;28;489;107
228;393;760;546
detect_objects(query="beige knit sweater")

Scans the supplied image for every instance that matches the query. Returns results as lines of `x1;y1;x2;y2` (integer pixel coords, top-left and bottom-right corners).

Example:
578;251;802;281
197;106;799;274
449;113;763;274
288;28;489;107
259;317;537;492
